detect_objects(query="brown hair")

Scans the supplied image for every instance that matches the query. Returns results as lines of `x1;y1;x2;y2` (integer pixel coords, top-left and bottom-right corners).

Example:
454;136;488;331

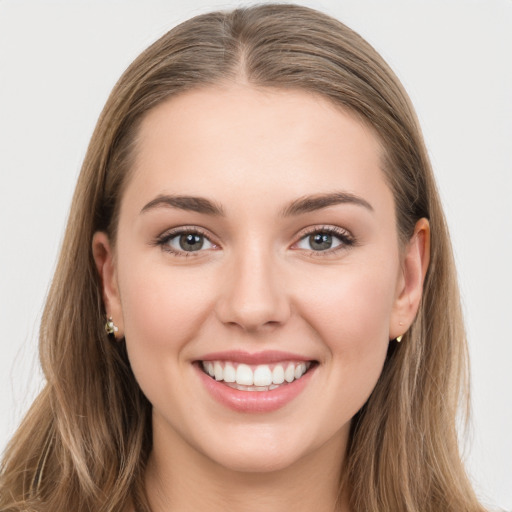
0;4;485;511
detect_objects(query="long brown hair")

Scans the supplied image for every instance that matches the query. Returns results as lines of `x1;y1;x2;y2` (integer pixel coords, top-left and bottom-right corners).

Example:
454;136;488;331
0;4;485;511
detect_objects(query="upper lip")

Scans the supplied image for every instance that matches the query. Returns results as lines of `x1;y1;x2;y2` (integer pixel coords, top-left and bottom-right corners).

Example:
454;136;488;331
197;350;315;365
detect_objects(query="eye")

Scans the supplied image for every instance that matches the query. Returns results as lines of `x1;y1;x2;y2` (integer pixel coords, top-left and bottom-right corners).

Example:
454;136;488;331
157;229;216;255
294;227;354;252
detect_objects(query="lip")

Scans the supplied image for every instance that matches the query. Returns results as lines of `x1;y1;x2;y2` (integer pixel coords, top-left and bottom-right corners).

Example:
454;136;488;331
194;356;317;413
198;350;312;365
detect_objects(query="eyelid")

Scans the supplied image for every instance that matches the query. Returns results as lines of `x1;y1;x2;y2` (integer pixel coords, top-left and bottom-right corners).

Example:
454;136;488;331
153;224;355;257
291;225;355;254
154;225;219;256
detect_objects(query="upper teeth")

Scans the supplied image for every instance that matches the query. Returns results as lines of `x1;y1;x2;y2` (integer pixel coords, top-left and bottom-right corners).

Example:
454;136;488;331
202;361;310;386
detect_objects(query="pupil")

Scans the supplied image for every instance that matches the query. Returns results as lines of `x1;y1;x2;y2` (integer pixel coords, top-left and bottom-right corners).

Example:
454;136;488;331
179;233;203;251
310;233;332;250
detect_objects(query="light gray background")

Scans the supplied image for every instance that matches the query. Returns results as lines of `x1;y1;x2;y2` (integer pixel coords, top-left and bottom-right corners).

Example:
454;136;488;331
0;0;511;508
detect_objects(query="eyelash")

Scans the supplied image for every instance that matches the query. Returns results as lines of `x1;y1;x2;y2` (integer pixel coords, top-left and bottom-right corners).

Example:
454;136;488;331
154;225;355;257
155;227;217;257
293;225;355;256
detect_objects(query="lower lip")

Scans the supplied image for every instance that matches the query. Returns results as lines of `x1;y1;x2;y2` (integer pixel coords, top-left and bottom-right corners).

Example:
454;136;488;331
195;363;315;413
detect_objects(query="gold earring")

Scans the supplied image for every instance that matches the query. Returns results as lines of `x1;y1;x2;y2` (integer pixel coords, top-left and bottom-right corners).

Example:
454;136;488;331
396;334;403;343
105;316;119;335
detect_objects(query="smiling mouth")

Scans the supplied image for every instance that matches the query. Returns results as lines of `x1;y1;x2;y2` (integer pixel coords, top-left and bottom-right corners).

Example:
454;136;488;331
200;360;315;392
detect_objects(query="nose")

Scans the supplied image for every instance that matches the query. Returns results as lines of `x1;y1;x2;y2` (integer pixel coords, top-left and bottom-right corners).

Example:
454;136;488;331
215;246;291;332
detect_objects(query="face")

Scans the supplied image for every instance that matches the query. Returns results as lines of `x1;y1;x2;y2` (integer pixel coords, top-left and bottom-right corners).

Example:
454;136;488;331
94;85;427;474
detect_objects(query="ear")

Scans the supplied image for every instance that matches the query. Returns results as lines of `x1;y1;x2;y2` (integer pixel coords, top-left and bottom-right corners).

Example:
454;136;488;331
389;218;430;340
92;231;124;338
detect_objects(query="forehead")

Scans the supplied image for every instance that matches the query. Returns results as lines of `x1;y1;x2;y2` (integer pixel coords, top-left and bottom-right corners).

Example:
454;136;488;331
124;85;390;214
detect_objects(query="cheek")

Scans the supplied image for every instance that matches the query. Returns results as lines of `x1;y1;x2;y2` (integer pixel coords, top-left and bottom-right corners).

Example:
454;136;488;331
116;257;216;379
297;259;397;343
293;258;397;397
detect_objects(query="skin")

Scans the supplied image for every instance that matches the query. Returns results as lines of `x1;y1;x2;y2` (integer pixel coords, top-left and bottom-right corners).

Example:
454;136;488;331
93;85;429;512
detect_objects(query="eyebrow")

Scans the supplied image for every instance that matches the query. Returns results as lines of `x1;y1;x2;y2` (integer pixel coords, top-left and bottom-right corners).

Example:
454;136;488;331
140;191;372;217
140;194;225;216
280;192;373;217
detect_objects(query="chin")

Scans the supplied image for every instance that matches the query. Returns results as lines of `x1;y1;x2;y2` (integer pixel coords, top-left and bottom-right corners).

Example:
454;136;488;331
205;445;304;474
194;425;324;474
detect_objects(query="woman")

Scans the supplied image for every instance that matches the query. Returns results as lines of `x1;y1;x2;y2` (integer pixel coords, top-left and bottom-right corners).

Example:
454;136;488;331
0;4;488;511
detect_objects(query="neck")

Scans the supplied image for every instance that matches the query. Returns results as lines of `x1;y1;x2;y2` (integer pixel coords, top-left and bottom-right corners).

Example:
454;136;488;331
145;422;351;512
